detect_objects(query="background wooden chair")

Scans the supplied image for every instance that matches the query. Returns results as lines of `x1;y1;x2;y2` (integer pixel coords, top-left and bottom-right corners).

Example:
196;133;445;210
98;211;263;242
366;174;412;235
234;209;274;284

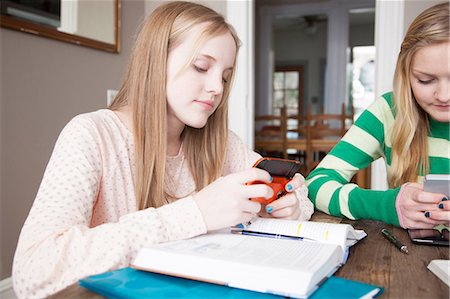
253;104;369;187
305;103;353;174
254;107;288;158
303;103;370;188
284;113;308;171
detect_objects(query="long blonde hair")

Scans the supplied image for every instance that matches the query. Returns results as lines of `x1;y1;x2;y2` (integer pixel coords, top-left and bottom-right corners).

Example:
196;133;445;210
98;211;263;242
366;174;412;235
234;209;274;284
389;2;449;187
109;1;240;209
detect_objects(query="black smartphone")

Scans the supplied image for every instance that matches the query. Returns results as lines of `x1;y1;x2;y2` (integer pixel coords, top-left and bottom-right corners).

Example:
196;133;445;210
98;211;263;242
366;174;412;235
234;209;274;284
408;228;449;246
253;157;302;179
248;158;302;204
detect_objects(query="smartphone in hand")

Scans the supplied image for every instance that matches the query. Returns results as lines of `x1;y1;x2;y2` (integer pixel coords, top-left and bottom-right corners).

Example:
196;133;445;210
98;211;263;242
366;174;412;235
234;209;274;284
423;174;450;197
407;174;450;246
247;157;302;205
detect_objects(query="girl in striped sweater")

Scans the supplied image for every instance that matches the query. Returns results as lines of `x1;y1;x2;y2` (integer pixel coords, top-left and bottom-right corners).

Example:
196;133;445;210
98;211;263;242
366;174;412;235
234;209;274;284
307;2;449;229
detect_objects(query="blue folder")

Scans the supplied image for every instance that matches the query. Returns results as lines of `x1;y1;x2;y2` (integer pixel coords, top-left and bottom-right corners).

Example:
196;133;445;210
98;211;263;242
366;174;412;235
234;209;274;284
79;267;383;299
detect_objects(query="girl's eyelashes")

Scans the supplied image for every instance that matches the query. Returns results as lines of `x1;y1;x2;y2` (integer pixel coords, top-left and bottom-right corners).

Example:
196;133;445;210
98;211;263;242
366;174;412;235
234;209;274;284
194;65;208;73
417;78;434;84
193;62;230;83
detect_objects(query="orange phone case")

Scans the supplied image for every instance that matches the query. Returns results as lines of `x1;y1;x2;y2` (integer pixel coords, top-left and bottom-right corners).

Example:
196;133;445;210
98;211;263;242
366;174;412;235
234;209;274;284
247;157;302;205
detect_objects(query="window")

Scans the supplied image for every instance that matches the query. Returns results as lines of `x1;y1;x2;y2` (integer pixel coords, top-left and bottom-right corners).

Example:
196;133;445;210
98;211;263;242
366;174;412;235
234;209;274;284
349;46;375;119
273;67;304;117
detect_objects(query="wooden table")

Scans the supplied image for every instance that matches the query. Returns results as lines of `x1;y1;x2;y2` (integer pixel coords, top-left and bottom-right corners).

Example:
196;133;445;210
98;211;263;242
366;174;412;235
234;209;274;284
338;218;448;299
49;213;449;299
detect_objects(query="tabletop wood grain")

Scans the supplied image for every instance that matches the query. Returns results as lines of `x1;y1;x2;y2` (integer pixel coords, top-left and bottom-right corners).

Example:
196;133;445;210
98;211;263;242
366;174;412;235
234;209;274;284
49;213;449;299
338;218;448;299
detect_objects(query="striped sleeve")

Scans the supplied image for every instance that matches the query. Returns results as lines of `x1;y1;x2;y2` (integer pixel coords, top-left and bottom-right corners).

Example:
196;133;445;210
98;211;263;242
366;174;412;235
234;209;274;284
306;94;401;226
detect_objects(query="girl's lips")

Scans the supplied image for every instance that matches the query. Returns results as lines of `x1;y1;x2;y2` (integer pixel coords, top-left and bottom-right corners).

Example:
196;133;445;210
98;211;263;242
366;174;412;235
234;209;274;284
195;100;214;110
433;104;450;111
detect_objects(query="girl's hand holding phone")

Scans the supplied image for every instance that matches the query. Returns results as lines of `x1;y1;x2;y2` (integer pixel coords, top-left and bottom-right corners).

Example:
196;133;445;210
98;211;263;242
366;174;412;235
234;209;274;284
258;174;307;220
193;168;273;231
396;182;448;229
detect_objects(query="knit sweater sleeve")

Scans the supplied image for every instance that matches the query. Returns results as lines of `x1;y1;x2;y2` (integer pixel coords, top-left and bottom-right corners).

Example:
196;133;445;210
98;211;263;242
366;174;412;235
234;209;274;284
12;115;207;299
306;94;401;225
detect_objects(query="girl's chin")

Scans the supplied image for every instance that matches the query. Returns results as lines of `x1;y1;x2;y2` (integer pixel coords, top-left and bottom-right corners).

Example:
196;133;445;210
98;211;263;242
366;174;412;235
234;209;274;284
186;120;208;129
429;112;450;123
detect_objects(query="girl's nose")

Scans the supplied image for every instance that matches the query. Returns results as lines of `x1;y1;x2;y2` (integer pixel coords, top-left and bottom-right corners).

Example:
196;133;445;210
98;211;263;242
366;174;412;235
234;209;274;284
435;80;450;102
205;72;224;95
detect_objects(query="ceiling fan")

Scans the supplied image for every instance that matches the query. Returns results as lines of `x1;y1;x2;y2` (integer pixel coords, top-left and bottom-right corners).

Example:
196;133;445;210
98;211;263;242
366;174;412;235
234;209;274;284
277;14;327;34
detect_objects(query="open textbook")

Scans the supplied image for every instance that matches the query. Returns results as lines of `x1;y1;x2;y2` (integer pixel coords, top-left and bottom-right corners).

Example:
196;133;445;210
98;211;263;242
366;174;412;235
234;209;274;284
238;218;367;253
131;218;367;298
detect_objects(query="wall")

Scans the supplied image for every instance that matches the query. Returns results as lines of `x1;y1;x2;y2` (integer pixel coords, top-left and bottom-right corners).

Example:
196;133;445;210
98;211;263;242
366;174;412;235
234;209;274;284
404;0;444;32
274;22;328;109
0;0;146;279
145;0;226;18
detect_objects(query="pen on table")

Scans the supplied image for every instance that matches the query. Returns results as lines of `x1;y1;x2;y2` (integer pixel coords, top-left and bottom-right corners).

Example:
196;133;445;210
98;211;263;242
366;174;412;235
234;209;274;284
231;230;315;241
381;228;408;254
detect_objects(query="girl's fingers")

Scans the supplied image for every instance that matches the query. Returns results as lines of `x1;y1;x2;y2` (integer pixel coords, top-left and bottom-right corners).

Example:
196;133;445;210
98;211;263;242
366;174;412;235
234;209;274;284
241;200;262;214
265;193;300;219
233;168;272;185
408;203;444;212
428;210;450;222
285;173;305;192
406;221;438;229
406;211;443;225
244;183;274;199
407;182;424;191
437;200;449;210
266;193;297;212
417;192;448;204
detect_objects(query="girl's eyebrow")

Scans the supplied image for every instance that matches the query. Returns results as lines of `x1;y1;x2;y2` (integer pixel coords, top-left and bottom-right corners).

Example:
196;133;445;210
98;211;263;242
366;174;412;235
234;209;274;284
411;69;434;76
198;53;216;61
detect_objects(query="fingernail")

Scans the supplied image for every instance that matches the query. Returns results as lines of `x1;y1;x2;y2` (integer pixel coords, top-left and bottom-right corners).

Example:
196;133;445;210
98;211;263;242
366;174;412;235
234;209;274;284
267;206;273;213
439;203;444;209
424;211;430;218
286;184;292;191
442;197;448;201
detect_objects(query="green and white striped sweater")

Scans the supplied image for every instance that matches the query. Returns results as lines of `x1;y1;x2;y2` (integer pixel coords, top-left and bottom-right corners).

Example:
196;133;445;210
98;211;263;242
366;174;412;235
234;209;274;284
306;92;450;226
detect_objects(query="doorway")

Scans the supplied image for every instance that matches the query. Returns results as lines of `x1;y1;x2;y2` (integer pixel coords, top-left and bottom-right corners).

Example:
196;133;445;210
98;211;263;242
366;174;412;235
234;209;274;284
255;0;375;116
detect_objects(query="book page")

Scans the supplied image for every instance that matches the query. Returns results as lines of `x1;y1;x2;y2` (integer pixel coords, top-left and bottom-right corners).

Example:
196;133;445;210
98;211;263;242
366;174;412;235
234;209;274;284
213;235;336;271
241;218;366;250
132;233;343;297
174;234;339;271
